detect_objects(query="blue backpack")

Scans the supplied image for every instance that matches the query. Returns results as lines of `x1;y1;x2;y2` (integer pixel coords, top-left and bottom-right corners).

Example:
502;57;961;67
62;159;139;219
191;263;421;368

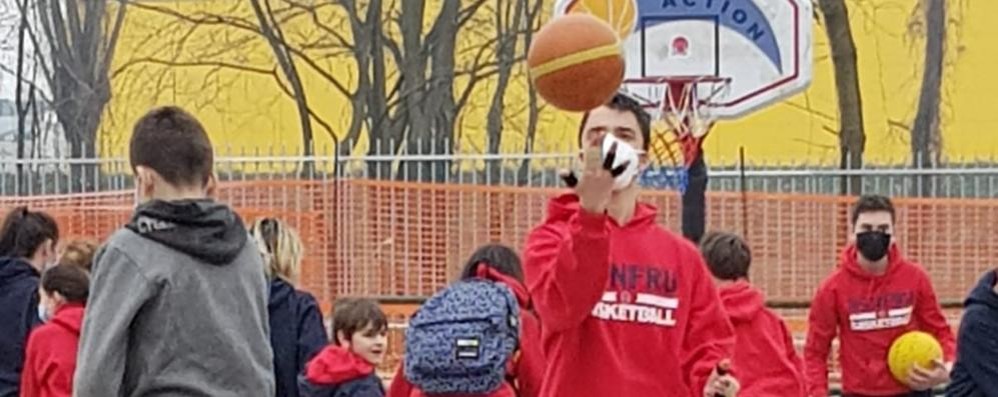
404;279;521;394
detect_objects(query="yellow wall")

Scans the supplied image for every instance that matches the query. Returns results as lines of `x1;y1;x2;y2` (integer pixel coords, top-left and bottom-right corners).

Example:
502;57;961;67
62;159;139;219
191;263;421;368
103;1;995;166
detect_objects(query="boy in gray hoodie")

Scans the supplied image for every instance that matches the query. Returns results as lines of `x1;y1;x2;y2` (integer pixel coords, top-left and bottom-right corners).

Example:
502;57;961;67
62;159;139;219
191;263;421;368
73;107;275;397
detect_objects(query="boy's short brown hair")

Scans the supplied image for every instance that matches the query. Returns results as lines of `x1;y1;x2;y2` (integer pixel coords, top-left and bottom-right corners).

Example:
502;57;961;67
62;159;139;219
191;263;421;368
700;231;752;281
577;93;652;151
851;194;896;225
129;106;214;187
331;297;387;345
41;264;90;303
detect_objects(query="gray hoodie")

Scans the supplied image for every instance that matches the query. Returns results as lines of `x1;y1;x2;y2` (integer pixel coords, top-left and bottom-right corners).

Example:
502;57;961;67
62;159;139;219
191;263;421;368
73;199;275;397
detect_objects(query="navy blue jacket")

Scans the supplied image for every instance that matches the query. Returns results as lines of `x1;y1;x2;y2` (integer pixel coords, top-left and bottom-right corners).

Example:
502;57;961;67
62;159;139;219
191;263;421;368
947;270;998;397
270;278;329;397
298;373;384;397
0;258;40;397
298;346;384;397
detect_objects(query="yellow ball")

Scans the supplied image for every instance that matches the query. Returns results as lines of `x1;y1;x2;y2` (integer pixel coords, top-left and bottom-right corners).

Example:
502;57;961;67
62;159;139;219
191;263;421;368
887;331;943;385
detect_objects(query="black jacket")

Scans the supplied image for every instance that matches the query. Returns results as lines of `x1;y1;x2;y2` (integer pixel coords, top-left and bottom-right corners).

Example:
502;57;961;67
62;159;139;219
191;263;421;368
270;278;328;397
0;257;40;397
947;270;998;397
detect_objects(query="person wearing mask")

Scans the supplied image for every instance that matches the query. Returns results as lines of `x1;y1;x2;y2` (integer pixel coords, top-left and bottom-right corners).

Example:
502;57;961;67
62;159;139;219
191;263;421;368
805;195;955;397
0;207;59;397
522;93;738;397
20;264;90;397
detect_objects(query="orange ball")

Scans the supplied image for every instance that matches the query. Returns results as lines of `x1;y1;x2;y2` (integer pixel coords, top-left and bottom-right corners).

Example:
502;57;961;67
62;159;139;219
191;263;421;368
527;13;625;112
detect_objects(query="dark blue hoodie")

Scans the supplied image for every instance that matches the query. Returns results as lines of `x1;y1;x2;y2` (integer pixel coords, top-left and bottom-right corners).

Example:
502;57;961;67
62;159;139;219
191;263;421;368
270;278;329;397
947;270;998;397
0;257;40;397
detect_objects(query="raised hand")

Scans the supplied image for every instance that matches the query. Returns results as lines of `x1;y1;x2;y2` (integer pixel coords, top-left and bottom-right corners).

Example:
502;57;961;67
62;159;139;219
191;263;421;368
560;135;630;214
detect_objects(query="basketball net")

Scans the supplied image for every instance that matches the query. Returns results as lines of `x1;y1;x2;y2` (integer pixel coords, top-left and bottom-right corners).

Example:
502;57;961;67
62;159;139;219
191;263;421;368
620;76;731;191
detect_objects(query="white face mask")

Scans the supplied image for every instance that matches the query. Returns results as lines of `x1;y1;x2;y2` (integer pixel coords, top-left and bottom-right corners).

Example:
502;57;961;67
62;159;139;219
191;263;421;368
37;303;50;323
601;134;643;191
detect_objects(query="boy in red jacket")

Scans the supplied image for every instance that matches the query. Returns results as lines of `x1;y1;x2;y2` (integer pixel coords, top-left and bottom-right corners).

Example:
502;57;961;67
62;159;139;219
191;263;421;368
523;93;738;397
700;231;806;396
805;195;956;397
20;264;90;397
300;298;388;397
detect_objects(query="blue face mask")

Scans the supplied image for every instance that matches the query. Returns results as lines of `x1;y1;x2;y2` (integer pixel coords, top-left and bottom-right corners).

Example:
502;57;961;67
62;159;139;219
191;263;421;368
37;304;50;323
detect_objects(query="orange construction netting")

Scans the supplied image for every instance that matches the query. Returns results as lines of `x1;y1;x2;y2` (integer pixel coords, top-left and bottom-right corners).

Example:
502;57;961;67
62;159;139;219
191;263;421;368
3;179;992;379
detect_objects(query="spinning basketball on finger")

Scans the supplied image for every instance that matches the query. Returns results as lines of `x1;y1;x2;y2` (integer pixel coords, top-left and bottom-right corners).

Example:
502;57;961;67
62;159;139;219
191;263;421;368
524;0;813;396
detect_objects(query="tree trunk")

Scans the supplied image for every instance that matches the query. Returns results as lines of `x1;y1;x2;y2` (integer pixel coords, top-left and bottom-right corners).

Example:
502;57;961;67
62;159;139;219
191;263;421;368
249;0;316;177
486;0;526;185
15;0;28;195
911;0;946;197
30;0;124;192
818;0;865;195
396;0;429;181
426;0;460;183
517;0;544;186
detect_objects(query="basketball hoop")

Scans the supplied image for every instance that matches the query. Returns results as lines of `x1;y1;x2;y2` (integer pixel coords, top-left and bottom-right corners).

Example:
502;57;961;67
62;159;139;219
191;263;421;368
620;75;731;191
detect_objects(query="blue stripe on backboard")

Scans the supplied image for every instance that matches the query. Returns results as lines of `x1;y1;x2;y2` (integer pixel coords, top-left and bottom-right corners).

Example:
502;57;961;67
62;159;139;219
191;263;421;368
636;0;783;73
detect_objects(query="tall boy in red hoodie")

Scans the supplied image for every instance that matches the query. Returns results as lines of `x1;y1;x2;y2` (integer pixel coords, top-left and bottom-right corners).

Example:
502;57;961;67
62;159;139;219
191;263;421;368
523;93;738;397
805;195;956;397
700;231;806;396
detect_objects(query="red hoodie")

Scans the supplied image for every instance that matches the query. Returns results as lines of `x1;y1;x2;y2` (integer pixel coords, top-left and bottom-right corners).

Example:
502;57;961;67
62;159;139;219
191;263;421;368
301;345;384;397
523;194;734;397
805;244;956;396
20;303;85;397
387;266;544;397
719;281;805;397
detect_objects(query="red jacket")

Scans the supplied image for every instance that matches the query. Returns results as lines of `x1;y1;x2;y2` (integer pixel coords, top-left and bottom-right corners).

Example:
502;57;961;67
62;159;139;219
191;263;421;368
804;244;956;396
719;281;805;397
20;303;84;397
523;194;734;397
299;346;384;397
387;267;544;397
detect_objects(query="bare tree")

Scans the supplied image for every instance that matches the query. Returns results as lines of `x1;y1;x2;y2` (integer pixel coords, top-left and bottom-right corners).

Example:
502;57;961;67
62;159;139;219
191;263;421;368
483;0;539;185
117;1;342;157
817;0;865;195
515;0;545;186
909;0;945;196
249;0;316;176
15;0;127;191
126;0;516;182
13;0;29;194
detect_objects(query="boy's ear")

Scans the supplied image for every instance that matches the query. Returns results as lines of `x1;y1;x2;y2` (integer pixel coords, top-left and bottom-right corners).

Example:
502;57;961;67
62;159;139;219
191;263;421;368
205;174;218;198
335;330;350;347
52;291;67;306
135;166;157;197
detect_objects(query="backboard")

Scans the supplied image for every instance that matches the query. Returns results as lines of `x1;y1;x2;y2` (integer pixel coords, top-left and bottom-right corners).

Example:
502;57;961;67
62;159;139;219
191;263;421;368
555;0;813;120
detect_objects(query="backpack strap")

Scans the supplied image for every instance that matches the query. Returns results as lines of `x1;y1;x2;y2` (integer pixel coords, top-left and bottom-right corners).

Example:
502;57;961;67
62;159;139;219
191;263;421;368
505;348;523;397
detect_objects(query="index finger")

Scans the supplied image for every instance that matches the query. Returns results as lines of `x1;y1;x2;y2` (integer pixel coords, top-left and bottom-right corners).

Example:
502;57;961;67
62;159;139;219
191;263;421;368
910;365;932;379
716;359;732;375
583;135;607;170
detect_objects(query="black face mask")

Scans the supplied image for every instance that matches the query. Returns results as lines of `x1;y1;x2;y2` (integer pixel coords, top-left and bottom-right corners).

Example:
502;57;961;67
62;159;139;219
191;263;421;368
856;231;892;262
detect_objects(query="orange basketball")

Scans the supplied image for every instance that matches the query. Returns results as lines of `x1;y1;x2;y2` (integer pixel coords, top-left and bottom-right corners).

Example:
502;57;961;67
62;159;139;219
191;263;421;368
527;13;624;112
